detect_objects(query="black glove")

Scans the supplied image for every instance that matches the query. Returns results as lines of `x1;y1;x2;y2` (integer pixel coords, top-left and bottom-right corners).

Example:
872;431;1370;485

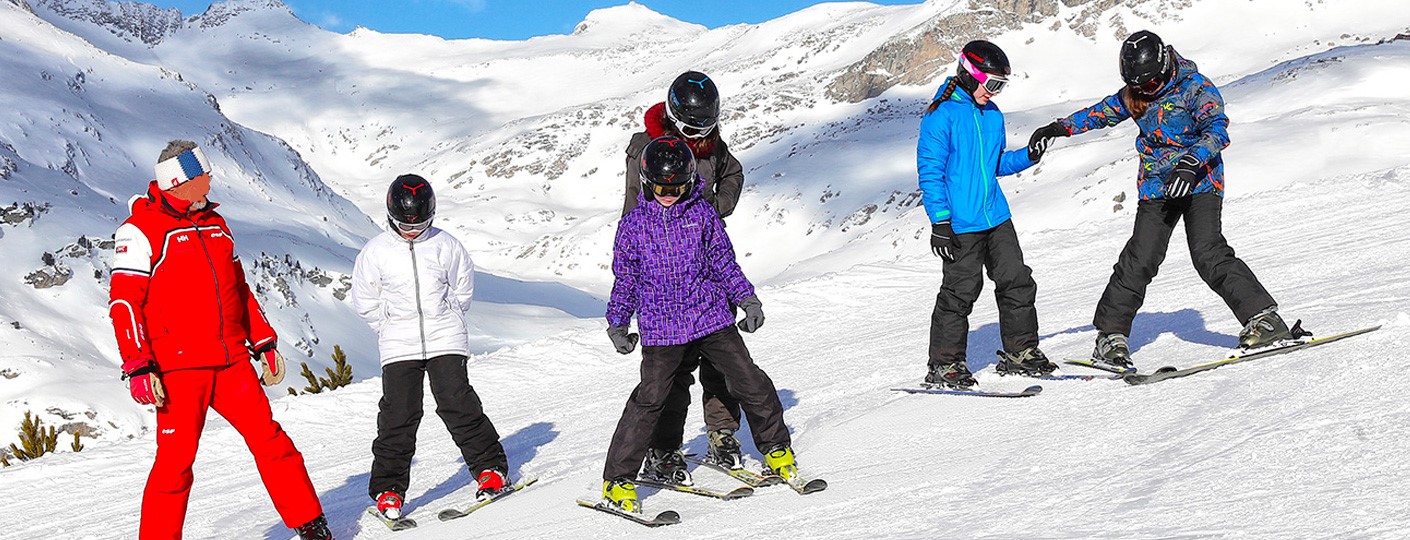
930;221;959;262
737;296;765;333
1164;153;1203;199
607;326;639;355
1028;121;1068;163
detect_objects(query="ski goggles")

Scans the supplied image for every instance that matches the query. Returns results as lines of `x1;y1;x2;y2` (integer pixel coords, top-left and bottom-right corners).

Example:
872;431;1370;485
960;56;1008;94
1129;76;1165;96
665;107;717;139
645;179;694;198
391;218;432;236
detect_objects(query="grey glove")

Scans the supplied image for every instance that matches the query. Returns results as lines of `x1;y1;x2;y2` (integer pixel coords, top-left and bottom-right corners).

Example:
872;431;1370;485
737;296;765;333
607;326;639;355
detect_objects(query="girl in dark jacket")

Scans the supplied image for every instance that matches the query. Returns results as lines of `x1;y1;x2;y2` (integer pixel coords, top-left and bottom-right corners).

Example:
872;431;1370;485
1029;30;1295;372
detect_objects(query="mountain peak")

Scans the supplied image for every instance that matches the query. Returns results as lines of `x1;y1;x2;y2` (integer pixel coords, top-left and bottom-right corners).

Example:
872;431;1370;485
571;2;703;37
190;0;294;28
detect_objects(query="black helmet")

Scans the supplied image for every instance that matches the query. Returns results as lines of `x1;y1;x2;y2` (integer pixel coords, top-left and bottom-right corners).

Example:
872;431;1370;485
639;136;697;199
666;71;720;139
386;174;435;236
1120;30;1174;96
955;40;1011;95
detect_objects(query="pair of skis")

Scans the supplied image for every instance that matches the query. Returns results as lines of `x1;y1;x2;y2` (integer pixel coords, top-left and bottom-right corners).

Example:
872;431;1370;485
892;325;1381;396
577;456;828;527
365;476;539;531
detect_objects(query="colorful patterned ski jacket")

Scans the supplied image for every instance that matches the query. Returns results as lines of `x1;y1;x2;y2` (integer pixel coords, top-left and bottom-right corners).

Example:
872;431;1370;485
606;182;755;347
917;78;1035;234
1057;49;1230;200
108;182;275;372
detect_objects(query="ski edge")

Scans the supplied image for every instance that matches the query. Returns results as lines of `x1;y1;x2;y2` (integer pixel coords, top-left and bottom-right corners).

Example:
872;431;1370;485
365;506;418;531
435;476;540;521
575;499;681;527
890;385;1043;398
633;478;754;500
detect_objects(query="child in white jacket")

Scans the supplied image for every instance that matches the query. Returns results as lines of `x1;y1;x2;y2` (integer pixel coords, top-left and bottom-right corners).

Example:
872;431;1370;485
351;174;509;521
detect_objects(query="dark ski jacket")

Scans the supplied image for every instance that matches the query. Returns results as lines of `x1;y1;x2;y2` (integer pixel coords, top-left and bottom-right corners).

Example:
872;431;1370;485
622;102;744;217
1058;49;1230;200
917;77;1034;234
606;181;754;347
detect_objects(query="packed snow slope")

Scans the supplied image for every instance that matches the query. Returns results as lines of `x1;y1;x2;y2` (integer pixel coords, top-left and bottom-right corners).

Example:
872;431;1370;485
5;168;1409;539
2;0;1409;537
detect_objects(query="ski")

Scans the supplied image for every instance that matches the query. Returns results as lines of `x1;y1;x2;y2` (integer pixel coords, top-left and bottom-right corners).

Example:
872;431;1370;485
1124;325;1381;385
633;478;753;500
779;471;828;495
365;507;417;531
575;499;681;527
436;476;539;521
1062;357;1136;374
891;385;1043;398
683;456;784;487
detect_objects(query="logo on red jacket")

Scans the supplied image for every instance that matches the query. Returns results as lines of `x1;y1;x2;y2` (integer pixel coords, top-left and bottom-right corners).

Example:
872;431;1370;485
116;245;128;253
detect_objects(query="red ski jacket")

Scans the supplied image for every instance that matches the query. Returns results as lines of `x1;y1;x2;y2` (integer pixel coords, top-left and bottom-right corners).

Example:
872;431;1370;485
108;182;275;372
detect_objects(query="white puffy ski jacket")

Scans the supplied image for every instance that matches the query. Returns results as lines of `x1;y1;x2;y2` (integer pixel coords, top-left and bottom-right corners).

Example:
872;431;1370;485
352;228;475;366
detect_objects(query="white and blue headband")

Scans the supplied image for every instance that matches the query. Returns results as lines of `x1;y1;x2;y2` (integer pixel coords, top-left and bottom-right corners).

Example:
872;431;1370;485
154;146;212;190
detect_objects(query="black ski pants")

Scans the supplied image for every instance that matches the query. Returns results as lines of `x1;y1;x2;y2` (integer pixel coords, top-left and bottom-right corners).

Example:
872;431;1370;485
603;325;790;481
369;355;508;500
928;219;1039;369
646;354;742;452
1093;193;1276;336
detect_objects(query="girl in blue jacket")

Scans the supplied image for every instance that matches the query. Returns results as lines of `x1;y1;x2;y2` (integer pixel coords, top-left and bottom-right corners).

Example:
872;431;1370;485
916;40;1055;389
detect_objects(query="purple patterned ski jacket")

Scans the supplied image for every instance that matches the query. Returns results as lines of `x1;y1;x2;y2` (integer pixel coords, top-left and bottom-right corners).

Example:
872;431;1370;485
606;182;755;346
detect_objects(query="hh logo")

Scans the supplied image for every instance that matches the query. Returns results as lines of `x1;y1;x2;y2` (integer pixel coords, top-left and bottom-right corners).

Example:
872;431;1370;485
161;428;176;435
176;235;190;243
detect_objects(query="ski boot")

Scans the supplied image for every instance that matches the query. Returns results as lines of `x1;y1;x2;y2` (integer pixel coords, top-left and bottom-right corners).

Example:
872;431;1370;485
476;469;508;499
995;347;1057;377
1091;333;1134;373
602;478;640;513
640;448;693;485
761;445;798;481
1239;307;1295;349
294;514;332;540
924;361;976;390
374;491;404;520
706;429;744;470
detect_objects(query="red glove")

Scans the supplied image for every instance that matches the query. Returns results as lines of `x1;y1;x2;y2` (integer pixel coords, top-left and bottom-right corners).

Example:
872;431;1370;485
122;357;166;407
251;340;285;386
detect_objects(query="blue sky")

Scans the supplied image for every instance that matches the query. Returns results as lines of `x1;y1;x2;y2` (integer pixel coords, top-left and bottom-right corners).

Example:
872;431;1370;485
147;1;922;40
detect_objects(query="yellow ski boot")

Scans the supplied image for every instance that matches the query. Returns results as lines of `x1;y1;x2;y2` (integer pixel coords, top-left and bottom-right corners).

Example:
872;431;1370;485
762;445;798;480
602;479;640;513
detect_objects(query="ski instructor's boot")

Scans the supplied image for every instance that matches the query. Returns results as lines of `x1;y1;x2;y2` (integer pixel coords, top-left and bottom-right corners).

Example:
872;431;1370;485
924;361;976;390
706;429;744;470
640;448;693;486
995;347;1057;377
1239;307;1294;349
1091;333;1134;373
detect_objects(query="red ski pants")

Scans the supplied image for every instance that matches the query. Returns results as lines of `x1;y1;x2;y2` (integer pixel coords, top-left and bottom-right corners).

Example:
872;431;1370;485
139;360;322;539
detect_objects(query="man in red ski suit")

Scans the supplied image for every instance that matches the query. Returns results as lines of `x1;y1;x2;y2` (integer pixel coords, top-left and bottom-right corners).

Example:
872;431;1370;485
107;140;331;540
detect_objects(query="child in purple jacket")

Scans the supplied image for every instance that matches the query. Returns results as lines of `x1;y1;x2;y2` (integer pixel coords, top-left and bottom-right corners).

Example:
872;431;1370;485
597;136;805;514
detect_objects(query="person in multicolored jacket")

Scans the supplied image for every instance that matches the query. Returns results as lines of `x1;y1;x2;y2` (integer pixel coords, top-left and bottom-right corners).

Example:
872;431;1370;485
598;136;805;514
108;140;331;540
1028;30;1294;372
917;40;1056;390
621;71;750;477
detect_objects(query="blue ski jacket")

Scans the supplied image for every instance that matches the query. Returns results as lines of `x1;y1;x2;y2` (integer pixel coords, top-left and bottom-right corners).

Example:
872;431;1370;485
917;78;1035;234
1058;49;1230;200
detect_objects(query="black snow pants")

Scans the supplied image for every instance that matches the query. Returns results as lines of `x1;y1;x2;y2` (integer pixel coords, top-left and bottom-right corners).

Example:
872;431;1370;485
369;354;508;499
603;325;790;481
928;219;1039;369
647;354;743;452
1092;193;1277;335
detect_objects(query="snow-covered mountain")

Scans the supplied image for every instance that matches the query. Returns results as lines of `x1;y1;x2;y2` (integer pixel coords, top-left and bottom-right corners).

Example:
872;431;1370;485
2;0;1410;537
